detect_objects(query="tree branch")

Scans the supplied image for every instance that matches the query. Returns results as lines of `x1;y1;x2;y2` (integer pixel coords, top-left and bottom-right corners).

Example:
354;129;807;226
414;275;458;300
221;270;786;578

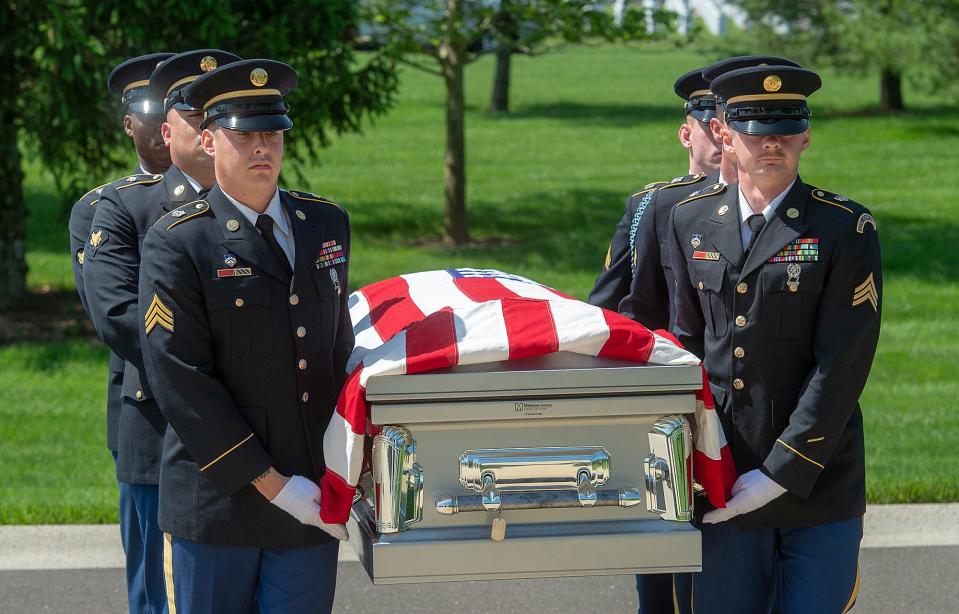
397;56;443;76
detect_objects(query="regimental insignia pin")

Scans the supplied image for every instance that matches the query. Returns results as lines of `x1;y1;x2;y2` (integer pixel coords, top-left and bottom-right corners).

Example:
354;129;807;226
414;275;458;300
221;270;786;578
718;205;729;216
835;195;849;202
224;254;237;268
295;209;306;221
786;263;801;293
89;230;103;247
126;176;136;182
250;68;269;87
330;267;341;295
690;234;702;248
200;55;217;72
171;209;186;218
174;184;185;197
226;219;240;232
764;75;783;92
786;207;800;219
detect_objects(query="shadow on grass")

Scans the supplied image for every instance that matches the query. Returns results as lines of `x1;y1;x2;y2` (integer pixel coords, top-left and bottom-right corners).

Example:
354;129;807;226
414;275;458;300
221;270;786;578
491;102;680;127
879;210;959;283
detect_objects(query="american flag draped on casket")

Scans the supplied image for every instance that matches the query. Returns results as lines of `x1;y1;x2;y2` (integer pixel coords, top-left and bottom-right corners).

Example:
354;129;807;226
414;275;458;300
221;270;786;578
319;269;736;524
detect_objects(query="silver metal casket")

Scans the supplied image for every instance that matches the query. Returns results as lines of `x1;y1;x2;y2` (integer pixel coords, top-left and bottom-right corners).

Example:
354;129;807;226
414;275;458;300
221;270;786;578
346;352;702;584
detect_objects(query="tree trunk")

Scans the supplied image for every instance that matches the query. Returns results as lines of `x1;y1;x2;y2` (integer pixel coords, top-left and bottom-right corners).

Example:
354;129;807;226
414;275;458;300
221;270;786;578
880;68;904;112
490;44;512;113
0;112;26;310
440;0;469;245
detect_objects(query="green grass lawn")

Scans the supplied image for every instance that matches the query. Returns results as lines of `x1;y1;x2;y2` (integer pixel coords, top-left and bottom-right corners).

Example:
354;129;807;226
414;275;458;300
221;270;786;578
4;44;957;523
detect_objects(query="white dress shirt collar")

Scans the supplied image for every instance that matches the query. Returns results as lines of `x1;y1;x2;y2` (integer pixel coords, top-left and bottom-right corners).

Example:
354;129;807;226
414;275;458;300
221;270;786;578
221;187;289;236
737;177;797;250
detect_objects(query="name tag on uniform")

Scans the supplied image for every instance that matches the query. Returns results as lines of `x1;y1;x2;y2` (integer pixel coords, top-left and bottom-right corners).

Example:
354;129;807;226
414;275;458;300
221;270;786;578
217;267;252;278
692;251;720;261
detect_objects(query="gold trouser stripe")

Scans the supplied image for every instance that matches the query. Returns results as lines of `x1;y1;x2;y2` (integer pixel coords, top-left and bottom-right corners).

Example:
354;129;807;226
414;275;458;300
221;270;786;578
726;93;807;104
842;566;861;612
123;79;150;94
776;439;825;469
204;88;281;109
200;432;254;472
163;533;177;614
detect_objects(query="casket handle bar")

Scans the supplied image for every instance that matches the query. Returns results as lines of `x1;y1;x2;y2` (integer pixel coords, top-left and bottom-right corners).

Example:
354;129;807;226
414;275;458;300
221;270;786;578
436;487;643;514
643;415;693;522
372;426;424;534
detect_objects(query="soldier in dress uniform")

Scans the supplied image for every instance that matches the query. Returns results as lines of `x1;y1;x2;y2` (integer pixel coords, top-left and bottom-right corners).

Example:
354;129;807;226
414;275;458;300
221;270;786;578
138;59;352;614
604;56;802;614
68;53;173;468
587;67;719;317
82;49;241;614
666;65;881;613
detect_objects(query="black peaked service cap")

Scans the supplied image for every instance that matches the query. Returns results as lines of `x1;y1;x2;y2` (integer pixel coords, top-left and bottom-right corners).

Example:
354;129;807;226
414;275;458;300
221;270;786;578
151;50;243;113
107;53;175;115
701;55;802;88
710;65;822;136
674;67;716;123
185;59;298;132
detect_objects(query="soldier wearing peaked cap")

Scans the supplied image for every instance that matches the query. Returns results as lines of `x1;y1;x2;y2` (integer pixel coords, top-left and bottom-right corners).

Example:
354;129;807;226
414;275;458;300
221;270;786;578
666;65;880;613
82;50;241;614
66;51;174;614
138;59;353;614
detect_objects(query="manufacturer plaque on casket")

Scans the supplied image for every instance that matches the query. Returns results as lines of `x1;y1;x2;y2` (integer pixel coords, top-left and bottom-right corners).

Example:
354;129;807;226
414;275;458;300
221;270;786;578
345;352;703;584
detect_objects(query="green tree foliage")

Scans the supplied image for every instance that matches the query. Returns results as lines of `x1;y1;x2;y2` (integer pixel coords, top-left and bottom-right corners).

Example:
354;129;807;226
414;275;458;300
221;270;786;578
0;0;398;309
362;0;664;244
724;0;959;111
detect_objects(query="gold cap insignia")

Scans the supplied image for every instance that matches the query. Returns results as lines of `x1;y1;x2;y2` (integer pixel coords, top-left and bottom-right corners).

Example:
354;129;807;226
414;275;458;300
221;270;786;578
226;219;240;232
295;209;306;220
90;230;103;247
764;75;783;92
145;293;175;335
250;68;269;87
200;56;218;72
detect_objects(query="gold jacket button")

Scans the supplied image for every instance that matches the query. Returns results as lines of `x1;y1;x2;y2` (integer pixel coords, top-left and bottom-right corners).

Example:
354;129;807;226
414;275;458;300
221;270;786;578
296;326;307;338
135;390;143;400
289;294;299;306
698;281;704;290
733;378;744;390
301;392;310;402
736;282;748;294
734;346;745;358
234;298;245;308
735;315;746;327
298;359;308;370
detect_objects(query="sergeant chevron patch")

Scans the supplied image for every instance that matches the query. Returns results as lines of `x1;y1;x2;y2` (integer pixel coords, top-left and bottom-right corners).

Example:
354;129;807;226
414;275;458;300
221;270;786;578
852;273;878;312
145;293;174;334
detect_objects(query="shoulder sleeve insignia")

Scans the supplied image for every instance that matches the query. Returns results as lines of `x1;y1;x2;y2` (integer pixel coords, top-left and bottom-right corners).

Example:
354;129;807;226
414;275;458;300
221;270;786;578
852;272;879;312
166;201;210;230
145;293;174;335
811;189;854;214
856;213;877;234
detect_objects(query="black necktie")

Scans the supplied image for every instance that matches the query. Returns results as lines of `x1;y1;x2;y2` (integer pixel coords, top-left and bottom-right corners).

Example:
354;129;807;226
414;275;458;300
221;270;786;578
255;214;293;280
745;213;767;254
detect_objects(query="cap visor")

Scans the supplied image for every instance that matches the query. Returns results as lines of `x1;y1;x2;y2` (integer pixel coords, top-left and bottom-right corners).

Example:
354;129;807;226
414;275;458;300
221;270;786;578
128;100;164;115
689;109;717;123
729;118;808;136
213;114;293;132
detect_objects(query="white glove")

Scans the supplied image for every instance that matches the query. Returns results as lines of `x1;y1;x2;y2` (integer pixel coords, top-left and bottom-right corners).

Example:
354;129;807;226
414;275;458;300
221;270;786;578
270;475;349;541
702;469;787;524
